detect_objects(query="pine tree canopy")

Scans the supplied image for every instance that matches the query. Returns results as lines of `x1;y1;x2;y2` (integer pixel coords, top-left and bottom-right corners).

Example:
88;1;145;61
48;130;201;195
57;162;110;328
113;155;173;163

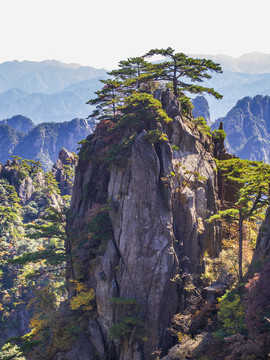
108;57;152;91
144;47;223;98
87;47;223;124
87;79;123;120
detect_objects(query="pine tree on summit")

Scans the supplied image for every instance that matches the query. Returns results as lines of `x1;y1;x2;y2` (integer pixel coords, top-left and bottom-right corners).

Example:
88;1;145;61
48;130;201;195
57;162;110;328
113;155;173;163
144;47;223;98
108;57;151;91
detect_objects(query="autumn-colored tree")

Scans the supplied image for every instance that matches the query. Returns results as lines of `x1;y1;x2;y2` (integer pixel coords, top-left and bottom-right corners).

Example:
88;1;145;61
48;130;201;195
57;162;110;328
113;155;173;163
245;262;270;336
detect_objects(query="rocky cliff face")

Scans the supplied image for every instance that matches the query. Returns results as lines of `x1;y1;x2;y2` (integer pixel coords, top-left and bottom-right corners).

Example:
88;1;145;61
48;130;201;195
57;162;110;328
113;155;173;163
0;124;24;164
52;148;77;196
212;95;270;162
63;90;221;360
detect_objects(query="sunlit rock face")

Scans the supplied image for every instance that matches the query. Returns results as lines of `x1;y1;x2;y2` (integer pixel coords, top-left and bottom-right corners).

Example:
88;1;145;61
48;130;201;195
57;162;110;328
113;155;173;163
63;90;221;360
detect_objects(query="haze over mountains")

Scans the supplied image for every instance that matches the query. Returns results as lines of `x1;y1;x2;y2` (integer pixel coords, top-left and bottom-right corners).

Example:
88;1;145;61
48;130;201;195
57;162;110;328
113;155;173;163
0;60;106;123
2;52;270;166
1;53;270;124
0;60;107;93
192;52;270;121
191;52;270;73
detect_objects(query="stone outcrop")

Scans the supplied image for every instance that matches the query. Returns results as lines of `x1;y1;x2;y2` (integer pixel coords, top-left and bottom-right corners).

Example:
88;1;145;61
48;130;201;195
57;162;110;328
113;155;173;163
64;90;221;360
0;148;76;205
162;332;214;360
52;148;77;195
192;96;211;126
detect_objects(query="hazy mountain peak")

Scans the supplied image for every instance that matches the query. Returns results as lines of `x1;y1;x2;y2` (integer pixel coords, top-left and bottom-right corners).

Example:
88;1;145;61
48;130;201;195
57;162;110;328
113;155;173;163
190;52;270;74
212;95;270;162
0;60;107;95
0;115;35;133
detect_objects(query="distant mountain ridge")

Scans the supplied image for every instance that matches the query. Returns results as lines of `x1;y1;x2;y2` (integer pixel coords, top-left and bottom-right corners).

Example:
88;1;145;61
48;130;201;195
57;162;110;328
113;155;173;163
0;59;107;93
187;53;270;120
190;52;270;73
0;115;35;133
192;96;211;125
0;82;102;123
212;95;270;163
0;60;107;123
2;54;270;122
0;115;95;171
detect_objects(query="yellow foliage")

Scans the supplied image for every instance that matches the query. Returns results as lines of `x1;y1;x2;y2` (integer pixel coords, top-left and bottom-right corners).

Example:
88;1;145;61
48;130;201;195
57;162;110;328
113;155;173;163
69;280;95;311
177;331;191;343
29;317;46;335
2;290;12;305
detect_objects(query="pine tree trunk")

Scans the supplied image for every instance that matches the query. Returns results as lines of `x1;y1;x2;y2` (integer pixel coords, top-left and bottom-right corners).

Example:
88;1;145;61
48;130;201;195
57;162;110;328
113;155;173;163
173;63;178;97
239;210;243;281
173;79;178;97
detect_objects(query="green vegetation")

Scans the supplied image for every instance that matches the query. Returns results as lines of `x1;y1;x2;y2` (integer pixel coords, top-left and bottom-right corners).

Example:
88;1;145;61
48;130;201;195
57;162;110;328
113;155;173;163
208;159;270;280
179;94;194;117
87;79;122;120
83;48;223;173
117;92;172;127
96;92;173;165
109;316;146;341
143;129;168;143
109;297;146;342
108;56;152;91
144;47;222;98
198;159;270;359
110;297;138;305
0;48;225;358
0;154;77;358
192;116;211;137
212;128;227;141
215;289;247;339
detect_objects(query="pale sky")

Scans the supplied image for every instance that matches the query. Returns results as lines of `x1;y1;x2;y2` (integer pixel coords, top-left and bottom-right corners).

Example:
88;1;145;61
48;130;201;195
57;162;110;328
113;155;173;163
0;0;269;69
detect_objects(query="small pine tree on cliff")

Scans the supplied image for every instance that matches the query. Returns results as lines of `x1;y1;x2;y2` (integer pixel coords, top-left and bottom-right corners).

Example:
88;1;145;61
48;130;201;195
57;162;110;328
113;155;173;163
208;159;270;280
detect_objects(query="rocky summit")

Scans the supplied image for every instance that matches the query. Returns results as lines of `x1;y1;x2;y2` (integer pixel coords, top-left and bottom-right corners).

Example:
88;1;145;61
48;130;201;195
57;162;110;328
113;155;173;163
57;90;221;360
